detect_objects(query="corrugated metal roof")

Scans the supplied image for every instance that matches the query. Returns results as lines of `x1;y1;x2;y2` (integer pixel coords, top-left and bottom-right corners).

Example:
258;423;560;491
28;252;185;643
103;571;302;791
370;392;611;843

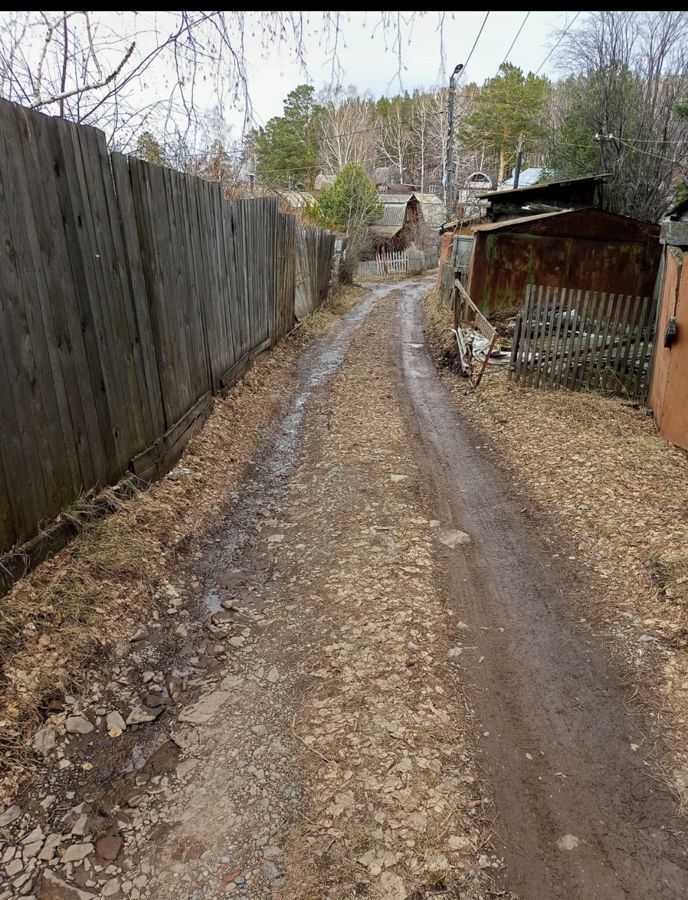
480;172;610;201
499;167;543;190
370;225;404;239
377;203;407;228
414;193;445;228
381;193;414;204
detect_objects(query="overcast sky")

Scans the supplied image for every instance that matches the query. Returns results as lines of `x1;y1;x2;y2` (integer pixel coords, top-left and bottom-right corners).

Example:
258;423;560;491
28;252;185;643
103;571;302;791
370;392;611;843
242;11;578;128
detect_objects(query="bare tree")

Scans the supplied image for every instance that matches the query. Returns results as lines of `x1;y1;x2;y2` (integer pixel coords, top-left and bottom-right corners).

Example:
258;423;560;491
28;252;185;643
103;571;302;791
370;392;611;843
376;103;413;184
317;88;376;174
552;11;688;219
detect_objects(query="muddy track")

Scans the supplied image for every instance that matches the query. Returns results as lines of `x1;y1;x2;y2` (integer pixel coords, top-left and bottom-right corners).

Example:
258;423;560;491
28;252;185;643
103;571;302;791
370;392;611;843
6;280;688;900
396;285;688;898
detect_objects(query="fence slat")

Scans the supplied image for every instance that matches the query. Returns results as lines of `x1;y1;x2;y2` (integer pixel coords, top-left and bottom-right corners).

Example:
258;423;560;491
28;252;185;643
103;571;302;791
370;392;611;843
0;96;337;561
510;282;657;401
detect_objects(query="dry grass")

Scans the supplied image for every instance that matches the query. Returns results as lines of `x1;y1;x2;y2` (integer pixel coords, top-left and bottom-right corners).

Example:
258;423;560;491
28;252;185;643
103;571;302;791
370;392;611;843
299;283;365;333
0;294;358;798
423;287;688;804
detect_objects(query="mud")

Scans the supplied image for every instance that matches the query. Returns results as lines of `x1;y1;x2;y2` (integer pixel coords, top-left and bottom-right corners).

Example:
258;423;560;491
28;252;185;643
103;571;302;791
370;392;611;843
397;286;688;899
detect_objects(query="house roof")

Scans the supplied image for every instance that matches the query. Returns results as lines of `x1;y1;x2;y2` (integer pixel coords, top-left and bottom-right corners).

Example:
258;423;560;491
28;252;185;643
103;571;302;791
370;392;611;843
478;173;610;202
381;193;414;204
499;167;543;190
274;189;315;208
414;193;445;228
473;206;659;241
370;201;408;239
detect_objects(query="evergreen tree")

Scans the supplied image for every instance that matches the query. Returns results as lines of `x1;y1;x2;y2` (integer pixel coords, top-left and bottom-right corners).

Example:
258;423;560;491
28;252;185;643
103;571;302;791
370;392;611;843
250;85;321;189
462;63;548;183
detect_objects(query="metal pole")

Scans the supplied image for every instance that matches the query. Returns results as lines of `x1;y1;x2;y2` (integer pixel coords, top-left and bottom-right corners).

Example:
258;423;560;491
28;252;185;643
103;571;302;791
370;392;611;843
445;63;464;221
513;135;524;189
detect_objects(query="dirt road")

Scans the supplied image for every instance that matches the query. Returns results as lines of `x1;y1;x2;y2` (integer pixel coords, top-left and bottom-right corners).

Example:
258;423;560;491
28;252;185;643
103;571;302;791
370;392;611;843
5;280;688;899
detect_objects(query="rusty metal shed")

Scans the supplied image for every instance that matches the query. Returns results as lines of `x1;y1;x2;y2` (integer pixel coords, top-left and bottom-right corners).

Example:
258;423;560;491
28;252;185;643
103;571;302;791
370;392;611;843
466;207;661;314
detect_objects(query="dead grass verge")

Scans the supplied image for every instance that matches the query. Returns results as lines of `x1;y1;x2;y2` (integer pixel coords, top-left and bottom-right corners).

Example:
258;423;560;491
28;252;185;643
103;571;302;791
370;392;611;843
422;287;688;807
0;291;361;799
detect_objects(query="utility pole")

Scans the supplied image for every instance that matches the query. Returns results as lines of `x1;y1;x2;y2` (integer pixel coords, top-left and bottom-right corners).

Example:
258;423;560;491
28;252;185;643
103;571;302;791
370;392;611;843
513;134;524;189
445;62;464;221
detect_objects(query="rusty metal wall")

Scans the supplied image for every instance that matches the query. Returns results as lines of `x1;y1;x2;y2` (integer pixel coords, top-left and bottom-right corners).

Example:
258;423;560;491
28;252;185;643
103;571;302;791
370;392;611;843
467;228;661;315
649;248;688;451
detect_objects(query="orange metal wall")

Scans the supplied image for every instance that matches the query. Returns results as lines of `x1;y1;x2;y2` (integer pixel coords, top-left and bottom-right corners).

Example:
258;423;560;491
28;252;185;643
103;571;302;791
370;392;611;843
467;232;661;314
649;248;688;451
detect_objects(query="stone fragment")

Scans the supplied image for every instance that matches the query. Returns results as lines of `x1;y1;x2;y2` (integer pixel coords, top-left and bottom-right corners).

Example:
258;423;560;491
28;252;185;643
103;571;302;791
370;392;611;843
177;691;230;724
438;528;471;548
106;712;127;736
126;705;162;726
33;727;57;754
39;869;95;899
557;834;579;851
65;716;94;735
101;878;121;897
95;835;123;862
61;842;94;863
0;804;22;826
24;840;44;859
5;857;23;877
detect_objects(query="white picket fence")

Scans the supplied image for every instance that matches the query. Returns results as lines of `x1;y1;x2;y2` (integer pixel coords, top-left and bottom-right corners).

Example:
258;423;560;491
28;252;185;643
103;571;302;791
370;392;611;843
358;249;433;277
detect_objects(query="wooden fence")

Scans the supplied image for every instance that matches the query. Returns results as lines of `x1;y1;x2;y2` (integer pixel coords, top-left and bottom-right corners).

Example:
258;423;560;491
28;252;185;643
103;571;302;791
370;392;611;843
509;285;657;399
294;226;337;321
357;248;431;277
0;98;335;559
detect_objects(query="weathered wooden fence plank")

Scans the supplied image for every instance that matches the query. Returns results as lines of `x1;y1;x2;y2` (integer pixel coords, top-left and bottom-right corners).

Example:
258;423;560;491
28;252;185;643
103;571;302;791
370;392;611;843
511;282;656;400
0;97;335;561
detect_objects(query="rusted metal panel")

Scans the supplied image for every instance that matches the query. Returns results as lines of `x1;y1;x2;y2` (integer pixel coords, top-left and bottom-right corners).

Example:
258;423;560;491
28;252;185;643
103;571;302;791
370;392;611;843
649;247;688;450
467;208;661;315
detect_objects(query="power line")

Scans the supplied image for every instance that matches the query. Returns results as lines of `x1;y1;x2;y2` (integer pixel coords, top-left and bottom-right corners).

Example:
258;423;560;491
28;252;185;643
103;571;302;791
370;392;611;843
535;11;580;75
613;136;680;164
501;11;530;67
464;11;491;73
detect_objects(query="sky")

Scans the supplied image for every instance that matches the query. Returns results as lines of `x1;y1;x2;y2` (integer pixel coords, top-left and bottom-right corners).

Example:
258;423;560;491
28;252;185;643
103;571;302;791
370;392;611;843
0;11;581;149
240;11;579;129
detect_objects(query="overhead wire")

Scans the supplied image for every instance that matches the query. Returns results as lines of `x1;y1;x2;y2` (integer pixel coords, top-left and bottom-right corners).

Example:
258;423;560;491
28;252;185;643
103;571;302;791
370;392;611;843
535;12;580;75
500;11;530;67
463;11;491;73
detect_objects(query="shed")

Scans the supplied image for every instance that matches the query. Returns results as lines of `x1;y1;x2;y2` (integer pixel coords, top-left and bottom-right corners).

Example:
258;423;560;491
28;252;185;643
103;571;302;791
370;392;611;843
414;193;446;230
369;193;417;250
466;207;661;314
479;173;609;222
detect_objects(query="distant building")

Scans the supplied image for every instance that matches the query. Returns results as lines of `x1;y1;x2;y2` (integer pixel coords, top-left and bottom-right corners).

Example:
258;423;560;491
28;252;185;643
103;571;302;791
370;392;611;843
456;171;493;223
498;166;543;190
314;172;336;192
367;192;445;253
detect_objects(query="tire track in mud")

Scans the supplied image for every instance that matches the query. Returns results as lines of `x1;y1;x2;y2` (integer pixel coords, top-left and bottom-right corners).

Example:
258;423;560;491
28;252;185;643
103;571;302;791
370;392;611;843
396;285;688;899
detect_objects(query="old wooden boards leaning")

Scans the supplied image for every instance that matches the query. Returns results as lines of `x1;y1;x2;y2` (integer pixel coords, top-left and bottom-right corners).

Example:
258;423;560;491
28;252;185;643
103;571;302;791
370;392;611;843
509;285;657;399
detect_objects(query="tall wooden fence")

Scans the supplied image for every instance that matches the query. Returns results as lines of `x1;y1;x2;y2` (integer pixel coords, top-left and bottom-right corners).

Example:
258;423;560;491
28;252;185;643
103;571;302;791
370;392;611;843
509;285;657;399
0;99;335;556
294;226;337;321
